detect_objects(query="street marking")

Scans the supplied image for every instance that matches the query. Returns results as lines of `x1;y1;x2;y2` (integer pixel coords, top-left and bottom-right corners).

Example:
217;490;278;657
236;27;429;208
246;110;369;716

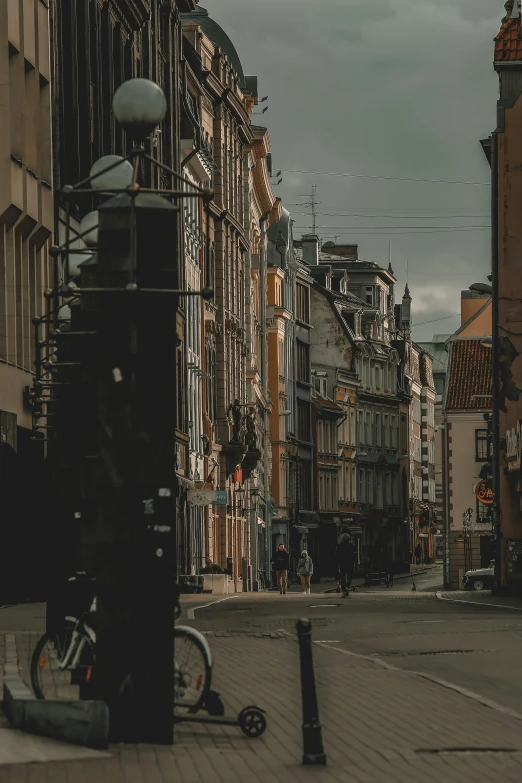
436;591;522;612
314;642;522;722
310;604;338;608
314;640;341;643
187;596;239;620
404;620;447;624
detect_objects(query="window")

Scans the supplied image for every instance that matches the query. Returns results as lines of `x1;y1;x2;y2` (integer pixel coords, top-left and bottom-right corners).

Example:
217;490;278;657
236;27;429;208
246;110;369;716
383;414;389;447
477;498;491;522
352;466;357;502
376;413;381;447
367;472;373;504
428;439;435;465
296;341;309;383
391;415;397;448
400;414;408;454
278;339;285;376
299;460;312;509
375;366;381;390
280;461;288;507
297;401;310;442
318;469;338;510
475;429;490;461
365;286;374;305
376;473;383;509
385;472;392;506
364;411;371;445
429;478;436;503
314;375;328;398
296;283;310;323
359;469;365;502
350;408;356;446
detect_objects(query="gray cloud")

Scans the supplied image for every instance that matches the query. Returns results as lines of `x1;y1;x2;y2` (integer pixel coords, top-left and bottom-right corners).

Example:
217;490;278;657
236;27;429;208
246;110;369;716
203;0;500;340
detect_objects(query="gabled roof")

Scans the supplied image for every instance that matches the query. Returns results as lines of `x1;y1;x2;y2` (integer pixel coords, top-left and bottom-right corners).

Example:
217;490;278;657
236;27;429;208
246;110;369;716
495;17;522;62
445;340;492;412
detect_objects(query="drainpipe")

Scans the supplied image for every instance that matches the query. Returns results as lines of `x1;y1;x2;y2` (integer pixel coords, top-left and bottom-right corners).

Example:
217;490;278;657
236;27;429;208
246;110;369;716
491;132;502;592
443;413;450;588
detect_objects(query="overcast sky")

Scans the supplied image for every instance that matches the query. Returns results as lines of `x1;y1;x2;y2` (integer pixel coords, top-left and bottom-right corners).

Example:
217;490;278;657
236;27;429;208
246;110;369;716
203;0;501;341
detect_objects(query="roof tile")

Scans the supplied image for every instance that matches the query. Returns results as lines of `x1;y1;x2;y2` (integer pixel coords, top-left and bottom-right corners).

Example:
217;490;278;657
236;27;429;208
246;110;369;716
495;18;522;62
445;340;492;411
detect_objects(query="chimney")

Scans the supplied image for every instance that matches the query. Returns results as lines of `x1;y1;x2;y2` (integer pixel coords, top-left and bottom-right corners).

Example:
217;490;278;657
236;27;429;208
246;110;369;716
302;234;320;265
461;290;490;326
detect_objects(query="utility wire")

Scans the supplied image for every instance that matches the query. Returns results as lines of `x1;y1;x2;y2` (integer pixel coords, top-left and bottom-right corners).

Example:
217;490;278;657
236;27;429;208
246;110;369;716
412;313;460;326
294;227;490;235
281;168;490;187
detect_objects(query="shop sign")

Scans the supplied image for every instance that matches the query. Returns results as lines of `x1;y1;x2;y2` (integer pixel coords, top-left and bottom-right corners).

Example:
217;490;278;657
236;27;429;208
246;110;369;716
188;490;227;507
475;481;494;506
506;420;522;472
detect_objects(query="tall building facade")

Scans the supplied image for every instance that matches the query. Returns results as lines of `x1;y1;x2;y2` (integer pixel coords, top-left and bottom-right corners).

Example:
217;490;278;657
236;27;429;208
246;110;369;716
181;7;279;589
0;0;54;600
487;2;522;592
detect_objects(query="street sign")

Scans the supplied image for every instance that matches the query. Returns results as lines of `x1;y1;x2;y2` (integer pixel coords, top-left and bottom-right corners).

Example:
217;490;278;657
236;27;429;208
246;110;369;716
476;481;494;505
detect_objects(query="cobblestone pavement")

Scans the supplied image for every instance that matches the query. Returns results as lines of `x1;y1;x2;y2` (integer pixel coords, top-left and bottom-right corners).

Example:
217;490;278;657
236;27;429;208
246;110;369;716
2;631;522;782
2;593;522;781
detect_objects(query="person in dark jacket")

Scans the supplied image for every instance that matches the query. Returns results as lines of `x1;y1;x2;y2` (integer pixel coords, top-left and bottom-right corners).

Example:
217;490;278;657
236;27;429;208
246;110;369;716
335;534;356;597
272;544;290;594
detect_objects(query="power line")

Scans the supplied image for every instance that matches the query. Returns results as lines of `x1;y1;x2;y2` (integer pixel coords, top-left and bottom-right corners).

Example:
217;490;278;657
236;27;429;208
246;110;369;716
294;227;490;235
281;168;490;187
294;224;489;230
412;313;460;326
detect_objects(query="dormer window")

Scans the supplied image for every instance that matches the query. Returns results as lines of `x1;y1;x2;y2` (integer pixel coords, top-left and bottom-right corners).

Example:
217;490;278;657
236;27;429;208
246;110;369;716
365;286;374;305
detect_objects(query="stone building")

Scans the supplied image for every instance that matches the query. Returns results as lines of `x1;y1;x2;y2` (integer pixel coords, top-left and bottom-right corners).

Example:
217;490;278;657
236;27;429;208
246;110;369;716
181;6;279;589
0;0;54;600
266;211;314;580
314;242;403;569
442;292;493;589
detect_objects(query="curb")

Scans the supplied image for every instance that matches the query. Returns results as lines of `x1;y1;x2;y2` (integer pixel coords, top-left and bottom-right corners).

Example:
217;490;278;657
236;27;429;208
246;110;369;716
2;632;109;750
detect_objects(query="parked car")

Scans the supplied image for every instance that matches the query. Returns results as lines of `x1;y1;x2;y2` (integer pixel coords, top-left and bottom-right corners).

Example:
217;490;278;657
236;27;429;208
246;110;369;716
463;562;495;591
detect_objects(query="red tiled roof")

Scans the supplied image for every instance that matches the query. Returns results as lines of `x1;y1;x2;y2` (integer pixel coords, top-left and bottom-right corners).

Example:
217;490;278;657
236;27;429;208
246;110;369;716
313;394;344;414
495;18;522;62
445;340;492;411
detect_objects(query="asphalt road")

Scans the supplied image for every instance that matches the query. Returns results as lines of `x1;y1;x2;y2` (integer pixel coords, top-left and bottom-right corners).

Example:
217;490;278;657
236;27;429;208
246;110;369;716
187;579;522;716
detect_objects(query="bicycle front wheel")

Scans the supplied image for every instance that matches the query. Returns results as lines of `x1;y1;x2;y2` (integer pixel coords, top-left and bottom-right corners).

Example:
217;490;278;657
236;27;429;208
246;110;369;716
174;627;211;713
31;621;95;700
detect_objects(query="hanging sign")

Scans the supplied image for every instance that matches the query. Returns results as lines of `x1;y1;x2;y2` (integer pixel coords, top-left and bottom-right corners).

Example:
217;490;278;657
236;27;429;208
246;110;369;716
475;481;494;506
188;490;227;507
506;420;522;472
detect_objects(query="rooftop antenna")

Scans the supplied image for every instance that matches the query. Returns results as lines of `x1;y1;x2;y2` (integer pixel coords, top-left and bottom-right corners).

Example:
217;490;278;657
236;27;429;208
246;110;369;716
296;184;320;234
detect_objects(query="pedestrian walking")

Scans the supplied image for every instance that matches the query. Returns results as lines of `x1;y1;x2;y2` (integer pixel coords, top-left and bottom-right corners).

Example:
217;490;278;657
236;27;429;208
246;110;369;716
414;544;423;565
297;550;313;594
335;534;356;597
271;543;290;594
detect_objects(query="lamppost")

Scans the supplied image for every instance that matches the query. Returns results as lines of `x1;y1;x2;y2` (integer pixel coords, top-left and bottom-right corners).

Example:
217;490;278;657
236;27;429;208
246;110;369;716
34;78;214;744
462;508;473;575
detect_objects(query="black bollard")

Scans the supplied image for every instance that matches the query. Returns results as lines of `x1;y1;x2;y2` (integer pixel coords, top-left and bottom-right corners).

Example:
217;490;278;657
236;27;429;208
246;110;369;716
296;618;327;766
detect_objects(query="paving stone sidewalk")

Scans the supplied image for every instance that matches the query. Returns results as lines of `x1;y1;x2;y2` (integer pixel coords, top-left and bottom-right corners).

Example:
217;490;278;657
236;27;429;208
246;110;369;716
3;621;522;782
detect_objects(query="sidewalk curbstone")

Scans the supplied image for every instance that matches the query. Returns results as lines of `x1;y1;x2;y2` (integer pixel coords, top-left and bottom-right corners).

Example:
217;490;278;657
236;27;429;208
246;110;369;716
3;676;109;750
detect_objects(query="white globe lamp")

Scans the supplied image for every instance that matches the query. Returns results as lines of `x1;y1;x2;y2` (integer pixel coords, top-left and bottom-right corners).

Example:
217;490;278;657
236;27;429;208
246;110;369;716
90;155;134;191
112;78;167;139
68;251;95;279
79;211;99;247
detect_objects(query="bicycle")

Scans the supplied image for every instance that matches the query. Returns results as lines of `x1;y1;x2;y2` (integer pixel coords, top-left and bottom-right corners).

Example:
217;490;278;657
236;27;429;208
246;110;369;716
30;573;267;737
30;573;212;713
